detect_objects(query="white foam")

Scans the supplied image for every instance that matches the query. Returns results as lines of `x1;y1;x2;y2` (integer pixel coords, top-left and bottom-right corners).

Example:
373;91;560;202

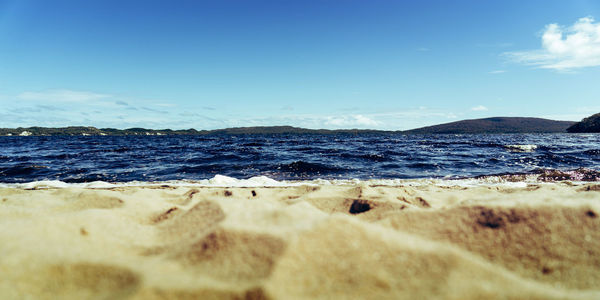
0;174;587;189
17;180;71;189
505;144;537;152
0;175;306;189
205;175;291;187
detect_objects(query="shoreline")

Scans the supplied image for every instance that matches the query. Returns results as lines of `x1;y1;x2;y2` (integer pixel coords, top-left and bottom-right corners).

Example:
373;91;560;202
1;172;599;189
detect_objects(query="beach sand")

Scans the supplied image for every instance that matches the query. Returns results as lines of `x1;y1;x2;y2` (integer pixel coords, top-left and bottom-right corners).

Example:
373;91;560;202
1;180;599;299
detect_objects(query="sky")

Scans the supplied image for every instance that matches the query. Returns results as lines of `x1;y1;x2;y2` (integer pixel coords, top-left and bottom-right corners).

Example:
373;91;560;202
1;0;600;130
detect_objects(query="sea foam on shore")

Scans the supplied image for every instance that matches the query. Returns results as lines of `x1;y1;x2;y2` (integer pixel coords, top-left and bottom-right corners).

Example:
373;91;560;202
2;170;596;190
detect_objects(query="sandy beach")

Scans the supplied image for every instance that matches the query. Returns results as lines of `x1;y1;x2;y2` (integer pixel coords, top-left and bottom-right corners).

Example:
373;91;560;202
1;179;599;299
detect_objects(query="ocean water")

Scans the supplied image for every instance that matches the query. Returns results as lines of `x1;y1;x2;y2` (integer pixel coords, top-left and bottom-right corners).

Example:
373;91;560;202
0;133;599;184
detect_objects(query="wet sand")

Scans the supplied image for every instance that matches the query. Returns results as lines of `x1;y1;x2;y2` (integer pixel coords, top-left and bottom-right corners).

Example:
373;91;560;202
1;181;599;299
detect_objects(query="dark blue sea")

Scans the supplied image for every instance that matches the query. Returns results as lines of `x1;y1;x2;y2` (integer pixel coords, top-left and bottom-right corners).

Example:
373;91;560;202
1;134;599;183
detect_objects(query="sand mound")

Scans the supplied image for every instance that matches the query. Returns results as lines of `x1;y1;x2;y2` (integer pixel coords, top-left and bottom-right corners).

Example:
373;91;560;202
380;204;600;289
15;263;140;300
171;228;286;281
155;200;226;243
265;216;589;299
1;182;599;299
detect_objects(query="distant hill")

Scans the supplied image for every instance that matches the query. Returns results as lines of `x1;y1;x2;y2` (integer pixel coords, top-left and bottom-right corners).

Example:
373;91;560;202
567;113;600;133
0;117;580;136
208;126;385;135
0;126;385;136
0;126;205;136
403;117;576;134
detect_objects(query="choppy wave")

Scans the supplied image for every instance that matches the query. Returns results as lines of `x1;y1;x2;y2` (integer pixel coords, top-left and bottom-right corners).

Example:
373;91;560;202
505;144;538;152
0;134;599;183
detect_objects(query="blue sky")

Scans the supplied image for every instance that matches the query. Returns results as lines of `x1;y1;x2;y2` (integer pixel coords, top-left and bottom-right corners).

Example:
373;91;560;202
1;0;600;130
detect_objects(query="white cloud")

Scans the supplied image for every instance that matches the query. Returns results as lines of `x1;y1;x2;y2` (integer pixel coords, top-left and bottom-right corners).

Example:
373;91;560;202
354;114;379;126
325;114;379;127
471;105;488;111
505;17;600;70
489;70;506;74
18;89;110;102
216;108;457;130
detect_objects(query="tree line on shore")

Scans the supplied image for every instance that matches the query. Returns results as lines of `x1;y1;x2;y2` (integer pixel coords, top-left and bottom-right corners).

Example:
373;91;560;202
1;114;598;136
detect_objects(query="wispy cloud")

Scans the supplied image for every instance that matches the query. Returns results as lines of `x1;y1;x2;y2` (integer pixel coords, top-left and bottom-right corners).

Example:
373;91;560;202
471;105;488;111
542;106;600;121
18;89;110;102
141;107;167;114
416;47;430;52
4;89;465;130
489;70;506;74
35;104;65;111
3;88;188;128
505;17;600;70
